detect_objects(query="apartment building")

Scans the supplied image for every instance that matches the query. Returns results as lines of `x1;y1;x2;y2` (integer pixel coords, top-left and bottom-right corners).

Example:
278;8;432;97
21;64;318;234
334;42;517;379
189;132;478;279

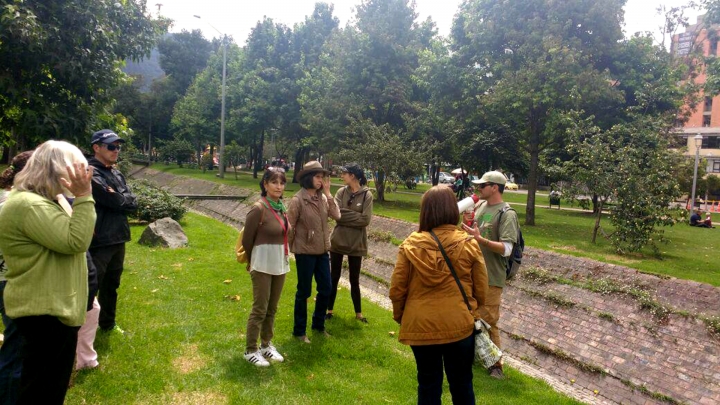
673;16;720;174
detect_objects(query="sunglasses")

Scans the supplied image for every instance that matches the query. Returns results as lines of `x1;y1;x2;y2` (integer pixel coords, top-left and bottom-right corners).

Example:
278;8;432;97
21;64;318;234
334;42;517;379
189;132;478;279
267;166;285;173
104;143;122;152
479;183;495;189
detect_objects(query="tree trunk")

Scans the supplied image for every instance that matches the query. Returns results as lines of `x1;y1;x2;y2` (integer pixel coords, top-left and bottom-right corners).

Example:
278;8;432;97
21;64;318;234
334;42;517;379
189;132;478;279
253;130;265;179
430;159;439;185
376;170;386;202
196;142;202;169
591;200;605;243
592;193;599;214
525;142;539;226
293;147;305;183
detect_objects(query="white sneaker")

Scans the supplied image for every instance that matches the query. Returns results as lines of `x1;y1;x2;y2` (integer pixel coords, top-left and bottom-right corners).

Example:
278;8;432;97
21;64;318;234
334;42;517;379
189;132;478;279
260;344;285;363
244;350;270;367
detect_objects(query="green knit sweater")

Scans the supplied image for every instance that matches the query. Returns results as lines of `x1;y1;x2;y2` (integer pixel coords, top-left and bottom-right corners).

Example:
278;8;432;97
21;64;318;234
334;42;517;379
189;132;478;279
0;190;96;326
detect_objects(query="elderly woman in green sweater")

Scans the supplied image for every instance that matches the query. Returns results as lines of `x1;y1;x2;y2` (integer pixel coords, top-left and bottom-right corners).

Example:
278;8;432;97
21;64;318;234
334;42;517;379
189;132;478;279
0;140;95;404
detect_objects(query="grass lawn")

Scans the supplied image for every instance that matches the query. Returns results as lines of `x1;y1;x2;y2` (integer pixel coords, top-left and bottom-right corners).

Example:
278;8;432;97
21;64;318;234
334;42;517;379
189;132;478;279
146;164;720;286
65;213;582;404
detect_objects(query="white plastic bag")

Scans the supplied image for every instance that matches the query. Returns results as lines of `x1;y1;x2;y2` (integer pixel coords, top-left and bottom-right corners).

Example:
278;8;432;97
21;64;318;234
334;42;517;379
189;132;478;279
474;319;502;368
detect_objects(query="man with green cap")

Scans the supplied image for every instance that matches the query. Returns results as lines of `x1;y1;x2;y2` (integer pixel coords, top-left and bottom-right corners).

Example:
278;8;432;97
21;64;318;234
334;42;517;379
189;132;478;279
463;170;519;379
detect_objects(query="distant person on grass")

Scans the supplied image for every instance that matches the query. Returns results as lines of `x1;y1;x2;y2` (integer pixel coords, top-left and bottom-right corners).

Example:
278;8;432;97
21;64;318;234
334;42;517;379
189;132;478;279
287;161;340;344
0;141;95;404
88;129;138;335
390;186;488;405
463;171;519;380
241;167;290;367
690;210;714;228
326;164;373;324
0;150;33;404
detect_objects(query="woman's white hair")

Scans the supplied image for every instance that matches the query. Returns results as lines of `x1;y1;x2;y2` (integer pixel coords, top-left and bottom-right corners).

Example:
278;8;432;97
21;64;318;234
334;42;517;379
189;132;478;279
13;140;88;200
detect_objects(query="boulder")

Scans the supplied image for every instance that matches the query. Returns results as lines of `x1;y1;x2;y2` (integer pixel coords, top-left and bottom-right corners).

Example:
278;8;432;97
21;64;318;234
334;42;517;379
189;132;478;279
138;217;188;248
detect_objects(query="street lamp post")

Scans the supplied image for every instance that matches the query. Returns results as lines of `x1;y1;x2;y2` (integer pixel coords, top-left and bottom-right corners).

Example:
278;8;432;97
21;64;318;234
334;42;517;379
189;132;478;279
194;15;227;178
690;134;703;218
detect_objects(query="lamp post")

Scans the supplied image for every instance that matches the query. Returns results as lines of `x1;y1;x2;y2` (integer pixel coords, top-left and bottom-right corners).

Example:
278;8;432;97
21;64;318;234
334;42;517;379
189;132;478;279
194;15;227;178
690;133;703;218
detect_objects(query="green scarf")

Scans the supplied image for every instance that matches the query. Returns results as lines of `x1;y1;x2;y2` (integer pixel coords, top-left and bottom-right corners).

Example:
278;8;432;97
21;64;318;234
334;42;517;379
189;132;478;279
263;197;287;213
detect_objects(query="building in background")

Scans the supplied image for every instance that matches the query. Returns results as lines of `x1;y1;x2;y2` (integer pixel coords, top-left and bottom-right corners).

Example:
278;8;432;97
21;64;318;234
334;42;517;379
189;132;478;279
672;15;720;175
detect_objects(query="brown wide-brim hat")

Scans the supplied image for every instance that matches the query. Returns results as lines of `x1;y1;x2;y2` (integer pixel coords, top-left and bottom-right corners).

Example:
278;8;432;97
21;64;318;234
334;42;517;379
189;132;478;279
296;160;330;180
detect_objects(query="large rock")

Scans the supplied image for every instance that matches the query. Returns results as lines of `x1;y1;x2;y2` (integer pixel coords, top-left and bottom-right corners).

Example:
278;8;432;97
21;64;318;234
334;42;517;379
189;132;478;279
138;217;188;248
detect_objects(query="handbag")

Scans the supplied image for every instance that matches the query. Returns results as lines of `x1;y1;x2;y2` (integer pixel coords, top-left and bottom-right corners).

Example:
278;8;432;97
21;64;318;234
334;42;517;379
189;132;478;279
235;228;248;263
429;231;503;369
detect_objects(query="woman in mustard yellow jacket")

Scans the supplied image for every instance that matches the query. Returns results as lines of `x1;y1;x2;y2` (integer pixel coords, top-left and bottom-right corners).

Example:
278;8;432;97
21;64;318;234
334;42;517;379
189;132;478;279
390;186;488;405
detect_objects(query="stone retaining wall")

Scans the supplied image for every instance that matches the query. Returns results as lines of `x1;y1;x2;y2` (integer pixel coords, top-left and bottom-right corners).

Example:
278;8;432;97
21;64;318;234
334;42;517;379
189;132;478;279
132;168;720;405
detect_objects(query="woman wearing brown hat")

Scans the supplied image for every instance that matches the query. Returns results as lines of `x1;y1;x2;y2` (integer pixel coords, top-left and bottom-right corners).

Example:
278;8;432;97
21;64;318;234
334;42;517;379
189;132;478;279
287;161;340;343
326;164;373;323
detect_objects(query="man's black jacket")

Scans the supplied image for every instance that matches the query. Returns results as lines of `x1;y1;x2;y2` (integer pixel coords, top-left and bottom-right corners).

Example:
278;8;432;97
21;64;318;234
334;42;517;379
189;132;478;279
88;157;138;248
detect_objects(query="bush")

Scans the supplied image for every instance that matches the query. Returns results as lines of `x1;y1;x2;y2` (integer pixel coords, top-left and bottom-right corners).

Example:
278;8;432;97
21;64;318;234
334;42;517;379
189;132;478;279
129;179;187;222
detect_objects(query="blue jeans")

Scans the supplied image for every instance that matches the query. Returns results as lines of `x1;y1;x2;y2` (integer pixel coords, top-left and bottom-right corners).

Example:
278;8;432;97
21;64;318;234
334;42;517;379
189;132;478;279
410;334;475;405
293;253;331;336
0;281;23;405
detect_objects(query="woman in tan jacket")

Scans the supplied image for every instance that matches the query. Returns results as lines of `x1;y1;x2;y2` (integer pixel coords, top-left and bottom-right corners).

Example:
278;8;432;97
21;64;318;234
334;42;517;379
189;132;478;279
287;161;340;343
390;186;488;405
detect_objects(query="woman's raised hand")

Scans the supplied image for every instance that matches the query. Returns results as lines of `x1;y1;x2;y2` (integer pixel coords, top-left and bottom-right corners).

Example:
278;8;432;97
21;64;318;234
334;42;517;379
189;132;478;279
60;163;94;198
322;176;332;197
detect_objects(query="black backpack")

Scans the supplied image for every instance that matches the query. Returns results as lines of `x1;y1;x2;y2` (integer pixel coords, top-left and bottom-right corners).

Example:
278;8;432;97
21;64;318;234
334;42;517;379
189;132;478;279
496;204;524;280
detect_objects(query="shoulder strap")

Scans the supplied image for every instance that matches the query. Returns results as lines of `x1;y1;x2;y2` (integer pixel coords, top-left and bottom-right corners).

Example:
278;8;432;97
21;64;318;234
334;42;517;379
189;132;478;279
429;231;472;312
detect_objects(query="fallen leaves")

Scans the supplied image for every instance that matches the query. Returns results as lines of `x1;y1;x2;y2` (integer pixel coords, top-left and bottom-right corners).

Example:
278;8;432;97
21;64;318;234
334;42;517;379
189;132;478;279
223;279;232;284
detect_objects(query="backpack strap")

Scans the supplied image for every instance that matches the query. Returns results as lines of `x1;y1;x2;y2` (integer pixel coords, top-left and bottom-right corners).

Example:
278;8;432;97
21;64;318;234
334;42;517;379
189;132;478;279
496;203;519;245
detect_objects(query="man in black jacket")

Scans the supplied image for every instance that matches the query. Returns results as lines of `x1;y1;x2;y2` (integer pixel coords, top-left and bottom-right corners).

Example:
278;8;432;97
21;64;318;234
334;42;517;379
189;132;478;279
88;129;138;333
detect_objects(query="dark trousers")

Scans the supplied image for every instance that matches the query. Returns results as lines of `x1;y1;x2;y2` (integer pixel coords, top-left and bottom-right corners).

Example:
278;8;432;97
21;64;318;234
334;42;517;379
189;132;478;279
293;253;331;336
90;243;126;330
15;316;79;405
410;334;475;405
328;252;363;313
0;281;22;405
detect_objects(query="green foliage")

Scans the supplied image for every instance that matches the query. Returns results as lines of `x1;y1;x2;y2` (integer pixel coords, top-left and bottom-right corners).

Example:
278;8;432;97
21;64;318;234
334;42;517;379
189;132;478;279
158;138;195;167
560;110;684;254
128;179;187;222
200;153;213;173
0;0;168;144
157;30;212;92
339;119;426;201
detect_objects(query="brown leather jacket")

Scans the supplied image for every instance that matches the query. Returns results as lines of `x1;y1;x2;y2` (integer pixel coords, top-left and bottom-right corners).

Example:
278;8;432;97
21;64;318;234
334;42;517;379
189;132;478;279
390;225;488;346
287;188;340;255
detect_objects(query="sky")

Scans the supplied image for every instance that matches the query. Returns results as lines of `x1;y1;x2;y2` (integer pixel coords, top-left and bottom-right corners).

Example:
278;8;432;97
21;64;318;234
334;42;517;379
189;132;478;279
155;0;702;47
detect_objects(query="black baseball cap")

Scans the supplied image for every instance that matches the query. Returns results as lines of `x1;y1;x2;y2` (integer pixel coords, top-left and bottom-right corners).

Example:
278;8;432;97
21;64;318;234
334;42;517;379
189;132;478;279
91;129;125;145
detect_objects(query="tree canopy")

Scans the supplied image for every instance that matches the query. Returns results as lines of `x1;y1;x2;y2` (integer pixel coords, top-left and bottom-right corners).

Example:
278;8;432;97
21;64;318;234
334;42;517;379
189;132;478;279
0;0;168;150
